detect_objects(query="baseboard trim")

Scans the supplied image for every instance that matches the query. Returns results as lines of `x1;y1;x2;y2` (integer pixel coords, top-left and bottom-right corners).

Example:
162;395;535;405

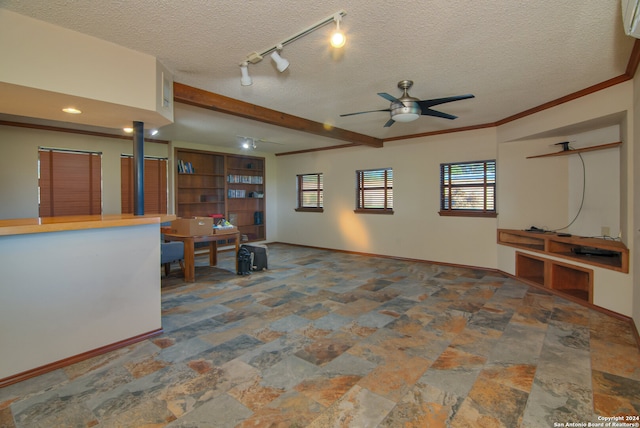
0;328;163;389
273;241;640;349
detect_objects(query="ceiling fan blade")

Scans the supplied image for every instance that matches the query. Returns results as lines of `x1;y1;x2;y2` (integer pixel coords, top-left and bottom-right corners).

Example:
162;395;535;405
340;108;391;117
417;94;475;109
421;108;458;120
383;118;395;127
378;92;401;103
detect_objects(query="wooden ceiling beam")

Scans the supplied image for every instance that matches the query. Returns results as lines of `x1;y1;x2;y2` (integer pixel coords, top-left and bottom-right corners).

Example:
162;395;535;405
173;82;383;148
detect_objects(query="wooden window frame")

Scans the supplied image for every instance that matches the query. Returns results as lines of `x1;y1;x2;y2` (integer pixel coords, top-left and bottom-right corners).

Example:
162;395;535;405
439;159;497;218
355;168;394;214
295;172;324;212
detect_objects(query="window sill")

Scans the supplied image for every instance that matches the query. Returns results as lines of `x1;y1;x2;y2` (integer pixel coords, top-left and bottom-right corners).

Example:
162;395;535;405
439;210;497;218
295;208;324;213
354;209;394;215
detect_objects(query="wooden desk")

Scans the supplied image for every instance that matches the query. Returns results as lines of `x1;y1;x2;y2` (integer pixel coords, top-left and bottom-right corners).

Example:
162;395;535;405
163;231;240;282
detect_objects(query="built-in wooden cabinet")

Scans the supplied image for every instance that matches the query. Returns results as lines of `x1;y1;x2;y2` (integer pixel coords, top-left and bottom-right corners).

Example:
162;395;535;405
175;149;226;218
226;155;265;241
516;251;593;303
174;149;265;242
499;229;629;304
498;229;628;272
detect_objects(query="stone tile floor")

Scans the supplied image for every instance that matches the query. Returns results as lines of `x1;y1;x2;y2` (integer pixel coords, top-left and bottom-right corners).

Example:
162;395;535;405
1;243;639;427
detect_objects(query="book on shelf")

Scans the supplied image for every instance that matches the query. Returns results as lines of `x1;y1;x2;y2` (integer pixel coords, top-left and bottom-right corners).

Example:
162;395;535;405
227;174;262;184
178;160;195;174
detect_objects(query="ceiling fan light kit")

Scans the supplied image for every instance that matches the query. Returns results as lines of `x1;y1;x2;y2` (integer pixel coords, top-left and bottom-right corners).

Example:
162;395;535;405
340;80;475;127
238;10;346;86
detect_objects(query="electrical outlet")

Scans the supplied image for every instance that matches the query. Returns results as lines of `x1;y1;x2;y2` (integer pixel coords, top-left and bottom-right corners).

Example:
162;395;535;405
601;226;610;236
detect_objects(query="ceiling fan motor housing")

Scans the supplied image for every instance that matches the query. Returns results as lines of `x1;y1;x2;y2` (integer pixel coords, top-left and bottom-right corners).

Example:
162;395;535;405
390;79;421;122
390;100;421;121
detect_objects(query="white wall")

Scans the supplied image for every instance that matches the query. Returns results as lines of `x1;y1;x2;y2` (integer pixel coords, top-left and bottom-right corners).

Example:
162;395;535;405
0;125;169;219
566;126;621;237
0;223;161;379
275;128;499;269
0;9;157;112
497;137;569;231
496;126;621;236
633;65;640;332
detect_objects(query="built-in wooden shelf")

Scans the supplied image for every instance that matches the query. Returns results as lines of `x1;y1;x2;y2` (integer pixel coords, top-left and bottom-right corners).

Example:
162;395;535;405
174;148;265;242
498;229;629;273
526;141;621;159
516;251;594;303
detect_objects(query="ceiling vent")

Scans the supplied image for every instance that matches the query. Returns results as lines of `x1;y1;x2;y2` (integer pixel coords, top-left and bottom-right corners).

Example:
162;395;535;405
622;0;640;38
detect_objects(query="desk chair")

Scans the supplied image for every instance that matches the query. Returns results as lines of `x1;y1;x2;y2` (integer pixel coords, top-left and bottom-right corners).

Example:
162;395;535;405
161;241;184;276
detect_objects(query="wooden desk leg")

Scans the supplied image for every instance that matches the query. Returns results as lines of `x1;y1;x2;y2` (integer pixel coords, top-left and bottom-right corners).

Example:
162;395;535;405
209;240;217;266
184;237;195;283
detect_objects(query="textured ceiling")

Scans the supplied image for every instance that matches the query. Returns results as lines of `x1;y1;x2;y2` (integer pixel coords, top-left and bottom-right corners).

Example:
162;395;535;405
0;0;635;153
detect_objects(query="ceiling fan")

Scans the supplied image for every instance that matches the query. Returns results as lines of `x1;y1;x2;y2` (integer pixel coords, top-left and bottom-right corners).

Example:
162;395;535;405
340;80;475;127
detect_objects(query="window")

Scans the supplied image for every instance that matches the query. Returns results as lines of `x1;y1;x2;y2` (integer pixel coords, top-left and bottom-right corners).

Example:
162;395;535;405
440;159;496;217
355;168;393;214
121;155;168;214
39;148;102;217
296;173;323;212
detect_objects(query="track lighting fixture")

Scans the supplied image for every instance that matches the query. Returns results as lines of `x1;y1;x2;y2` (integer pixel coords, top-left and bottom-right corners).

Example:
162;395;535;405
238;136;257;150
271;46;289;72
238;10;346;86
240;62;252;86
330;13;346;48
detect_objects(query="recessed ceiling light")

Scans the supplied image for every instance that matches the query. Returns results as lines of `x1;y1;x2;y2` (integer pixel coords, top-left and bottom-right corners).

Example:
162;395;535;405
62;107;82;114
123;127;134;133
150;129;159;136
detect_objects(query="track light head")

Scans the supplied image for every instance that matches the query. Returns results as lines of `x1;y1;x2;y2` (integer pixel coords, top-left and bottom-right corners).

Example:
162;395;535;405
271;48;289;72
240;62;252;86
238;11;345;86
330;14;346;48
238;136;256;150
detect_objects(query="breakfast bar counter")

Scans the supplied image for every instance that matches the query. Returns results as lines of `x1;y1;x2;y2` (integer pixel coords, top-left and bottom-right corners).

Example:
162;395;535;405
0;214;175;387
0;213;175;236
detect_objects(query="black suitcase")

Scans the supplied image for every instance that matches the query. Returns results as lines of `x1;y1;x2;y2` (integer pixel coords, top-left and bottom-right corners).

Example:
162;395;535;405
242;244;268;271
237;246;252;275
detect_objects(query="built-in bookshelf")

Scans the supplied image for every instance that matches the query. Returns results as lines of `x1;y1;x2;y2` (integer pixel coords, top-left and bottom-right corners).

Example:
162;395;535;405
174;148;265;242
226;155;265;241
175;149;225;219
